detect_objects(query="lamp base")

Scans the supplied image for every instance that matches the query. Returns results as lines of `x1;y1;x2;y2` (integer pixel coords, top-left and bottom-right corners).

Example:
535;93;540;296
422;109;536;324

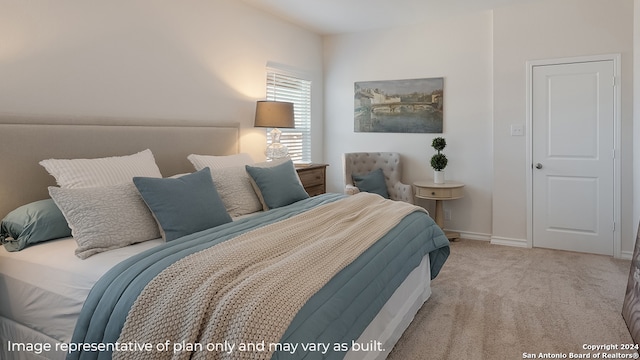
265;143;289;160
265;128;289;160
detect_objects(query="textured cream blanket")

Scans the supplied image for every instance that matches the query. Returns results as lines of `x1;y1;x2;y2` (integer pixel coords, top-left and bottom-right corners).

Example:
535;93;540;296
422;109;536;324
114;193;424;360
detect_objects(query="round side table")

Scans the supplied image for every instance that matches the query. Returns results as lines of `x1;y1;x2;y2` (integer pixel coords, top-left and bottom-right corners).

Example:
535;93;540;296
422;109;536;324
413;180;464;241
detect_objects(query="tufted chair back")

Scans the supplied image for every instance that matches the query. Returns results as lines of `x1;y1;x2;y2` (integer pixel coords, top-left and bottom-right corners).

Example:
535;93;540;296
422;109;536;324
343;152;413;203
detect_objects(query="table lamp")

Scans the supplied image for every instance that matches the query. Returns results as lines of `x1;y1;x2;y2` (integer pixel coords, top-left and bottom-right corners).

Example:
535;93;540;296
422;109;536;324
254;101;295;160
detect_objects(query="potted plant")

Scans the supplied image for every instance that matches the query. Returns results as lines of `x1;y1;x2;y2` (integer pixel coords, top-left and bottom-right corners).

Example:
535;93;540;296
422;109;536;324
430;137;448;184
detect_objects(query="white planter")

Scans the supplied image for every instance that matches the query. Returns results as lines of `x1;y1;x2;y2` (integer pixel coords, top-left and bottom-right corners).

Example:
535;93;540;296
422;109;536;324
434;170;445;184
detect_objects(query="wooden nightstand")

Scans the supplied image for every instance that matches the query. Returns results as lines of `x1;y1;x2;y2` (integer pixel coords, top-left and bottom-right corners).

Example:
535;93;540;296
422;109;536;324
296;164;328;196
413;180;464;241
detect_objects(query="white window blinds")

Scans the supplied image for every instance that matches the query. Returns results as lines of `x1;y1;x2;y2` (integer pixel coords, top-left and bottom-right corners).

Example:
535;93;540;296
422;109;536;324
266;67;312;163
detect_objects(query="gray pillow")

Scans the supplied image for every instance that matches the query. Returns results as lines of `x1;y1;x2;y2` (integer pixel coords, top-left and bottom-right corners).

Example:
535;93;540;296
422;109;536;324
245;160;309;210
352;168;389;199
49;183;160;259
133;168;232;242
1;199;72;252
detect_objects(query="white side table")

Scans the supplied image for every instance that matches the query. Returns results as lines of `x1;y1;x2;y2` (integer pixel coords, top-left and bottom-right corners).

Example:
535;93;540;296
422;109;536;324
413;180;465;241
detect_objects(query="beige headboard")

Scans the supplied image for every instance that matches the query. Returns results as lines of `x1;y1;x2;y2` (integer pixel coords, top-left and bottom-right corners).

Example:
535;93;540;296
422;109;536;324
0;114;240;219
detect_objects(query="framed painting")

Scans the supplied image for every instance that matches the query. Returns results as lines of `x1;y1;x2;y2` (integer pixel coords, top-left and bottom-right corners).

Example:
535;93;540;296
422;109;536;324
354;77;444;133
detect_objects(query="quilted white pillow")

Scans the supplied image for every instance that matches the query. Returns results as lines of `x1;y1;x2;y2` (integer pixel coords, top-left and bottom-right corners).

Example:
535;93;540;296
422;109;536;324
188;153;262;217
188;153;254;170
40;149;162;189
49;183;160;259
209;166;263;217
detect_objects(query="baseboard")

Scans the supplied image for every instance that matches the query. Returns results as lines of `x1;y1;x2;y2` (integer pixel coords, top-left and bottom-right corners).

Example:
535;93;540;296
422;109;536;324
447;230;491;241
620;250;634;260
451;231;631;258
490;236;528;248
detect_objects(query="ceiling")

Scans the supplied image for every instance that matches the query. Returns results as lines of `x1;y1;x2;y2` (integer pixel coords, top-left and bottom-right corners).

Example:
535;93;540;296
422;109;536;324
240;0;536;35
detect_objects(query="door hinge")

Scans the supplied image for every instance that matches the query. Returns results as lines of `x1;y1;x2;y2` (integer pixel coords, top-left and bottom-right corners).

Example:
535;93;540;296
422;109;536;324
613;76;616;87
613;222;616;232
612;149;616;159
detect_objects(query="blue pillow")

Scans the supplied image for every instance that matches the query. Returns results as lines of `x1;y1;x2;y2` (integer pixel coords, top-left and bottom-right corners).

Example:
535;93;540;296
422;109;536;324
245;160;309;210
352;168;389;198
133;168;232;242
1;199;72;251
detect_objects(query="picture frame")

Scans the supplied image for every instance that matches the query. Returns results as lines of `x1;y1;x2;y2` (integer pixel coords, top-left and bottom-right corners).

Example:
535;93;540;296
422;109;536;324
354;77;444;133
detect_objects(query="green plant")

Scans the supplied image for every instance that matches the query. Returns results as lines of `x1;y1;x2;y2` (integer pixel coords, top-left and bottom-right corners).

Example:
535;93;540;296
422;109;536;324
431;153;448;171
430;137;448;171
431;137;446;152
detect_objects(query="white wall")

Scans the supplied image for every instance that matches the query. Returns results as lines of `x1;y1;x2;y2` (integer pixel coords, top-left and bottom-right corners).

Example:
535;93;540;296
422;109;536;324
0;0;324;162
324;12;495;238
492;0;635;254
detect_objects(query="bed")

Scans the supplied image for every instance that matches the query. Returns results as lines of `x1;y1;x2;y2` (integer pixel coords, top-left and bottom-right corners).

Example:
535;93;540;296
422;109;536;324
0;115;449;360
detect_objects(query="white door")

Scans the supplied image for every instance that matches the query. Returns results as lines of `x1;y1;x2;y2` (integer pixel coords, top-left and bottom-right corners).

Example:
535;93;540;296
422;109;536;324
532;60;615;256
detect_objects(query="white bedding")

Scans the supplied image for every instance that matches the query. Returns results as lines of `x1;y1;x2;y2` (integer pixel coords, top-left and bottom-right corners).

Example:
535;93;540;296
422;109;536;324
0;237;163;343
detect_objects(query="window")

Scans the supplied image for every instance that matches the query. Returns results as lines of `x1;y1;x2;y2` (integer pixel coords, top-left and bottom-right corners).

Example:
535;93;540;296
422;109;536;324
266;67;312;163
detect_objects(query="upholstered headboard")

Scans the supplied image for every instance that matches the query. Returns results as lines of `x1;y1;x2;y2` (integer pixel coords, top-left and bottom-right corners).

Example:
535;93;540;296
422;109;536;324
0;114;240;219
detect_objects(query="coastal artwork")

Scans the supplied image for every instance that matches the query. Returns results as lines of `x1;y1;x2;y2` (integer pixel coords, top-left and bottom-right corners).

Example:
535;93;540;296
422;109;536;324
354;77;444;133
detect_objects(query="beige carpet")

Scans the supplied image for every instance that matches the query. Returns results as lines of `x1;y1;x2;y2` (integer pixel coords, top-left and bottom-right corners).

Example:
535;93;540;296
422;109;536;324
387;239;636;360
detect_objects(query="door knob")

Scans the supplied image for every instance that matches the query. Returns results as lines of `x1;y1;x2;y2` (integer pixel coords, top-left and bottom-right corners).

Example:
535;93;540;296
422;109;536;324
535;163;543;169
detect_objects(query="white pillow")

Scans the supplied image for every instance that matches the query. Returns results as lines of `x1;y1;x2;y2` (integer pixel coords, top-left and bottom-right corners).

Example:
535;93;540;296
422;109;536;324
188;153;254;170
40;149;162;189
209;167;263;217
49;183;160;259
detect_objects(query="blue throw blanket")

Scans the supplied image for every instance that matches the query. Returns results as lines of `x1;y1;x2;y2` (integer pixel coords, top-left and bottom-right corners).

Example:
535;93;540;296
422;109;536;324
67;193;449;360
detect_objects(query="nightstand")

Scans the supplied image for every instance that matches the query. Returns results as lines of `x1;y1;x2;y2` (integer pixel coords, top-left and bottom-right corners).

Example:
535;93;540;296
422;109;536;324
413;180;464;241
295;164;328;196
